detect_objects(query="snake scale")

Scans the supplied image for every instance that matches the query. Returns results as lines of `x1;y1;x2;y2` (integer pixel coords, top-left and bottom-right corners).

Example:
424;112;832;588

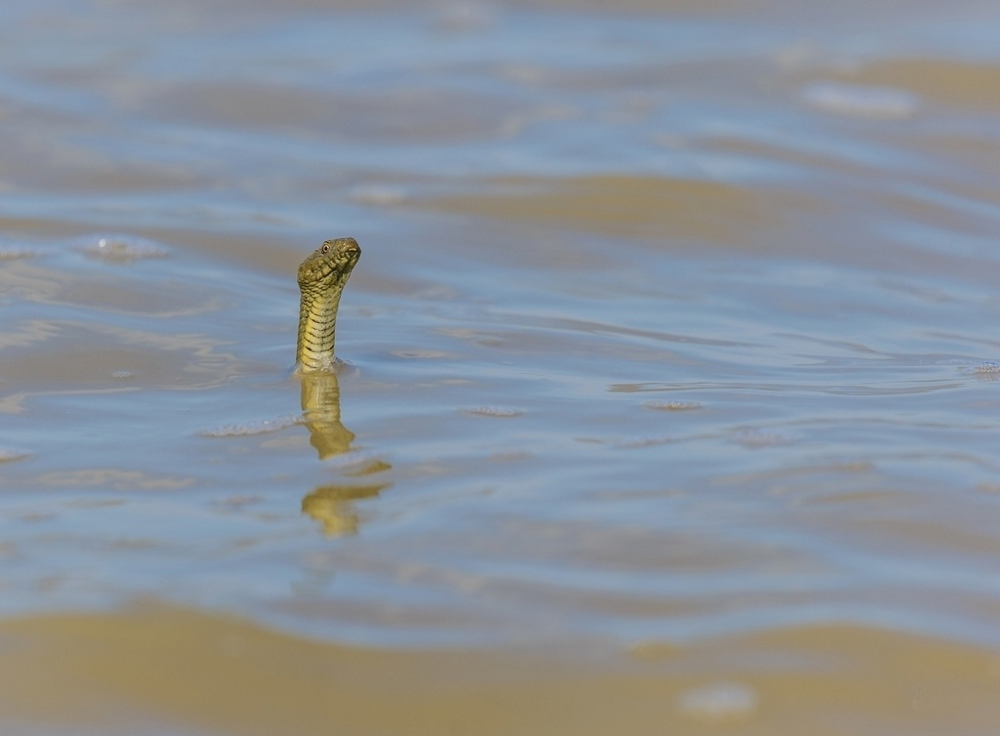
296;237;361;373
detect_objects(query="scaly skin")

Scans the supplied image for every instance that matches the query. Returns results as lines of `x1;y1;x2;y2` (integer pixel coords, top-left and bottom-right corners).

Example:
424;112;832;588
296;237;361;373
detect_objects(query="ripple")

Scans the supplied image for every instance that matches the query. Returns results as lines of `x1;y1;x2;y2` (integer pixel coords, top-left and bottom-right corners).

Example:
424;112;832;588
198;416;300;438
615;435;675;449
76;234;171;262
967;361;1000;376
677;681;758;723
350;184;408;206
644;400;702;411
0;447;30;463
461;406;524;418
0;247;40;260
36;469;193;490
390;349;455;359
734;429;793;448
802;81;919;120
322;450;389;472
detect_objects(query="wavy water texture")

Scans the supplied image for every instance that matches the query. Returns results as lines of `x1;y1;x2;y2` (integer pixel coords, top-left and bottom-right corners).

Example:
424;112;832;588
1;0;1000;733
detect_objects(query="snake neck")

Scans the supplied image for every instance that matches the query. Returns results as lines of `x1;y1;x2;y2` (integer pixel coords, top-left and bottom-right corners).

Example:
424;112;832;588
296;285;343;373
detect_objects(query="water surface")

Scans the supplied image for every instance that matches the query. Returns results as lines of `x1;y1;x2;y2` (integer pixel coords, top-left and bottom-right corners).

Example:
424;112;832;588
3;0;1000;732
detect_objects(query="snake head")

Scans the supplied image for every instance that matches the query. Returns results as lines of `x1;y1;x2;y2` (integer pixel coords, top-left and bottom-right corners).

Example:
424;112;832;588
297;237;361;291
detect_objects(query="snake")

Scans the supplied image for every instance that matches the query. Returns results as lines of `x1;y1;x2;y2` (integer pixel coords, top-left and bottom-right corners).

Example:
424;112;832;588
296;237;361;373
295;237;393;535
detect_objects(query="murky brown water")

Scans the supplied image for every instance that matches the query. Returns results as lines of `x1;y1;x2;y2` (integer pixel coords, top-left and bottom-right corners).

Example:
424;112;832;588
3;0;1000;733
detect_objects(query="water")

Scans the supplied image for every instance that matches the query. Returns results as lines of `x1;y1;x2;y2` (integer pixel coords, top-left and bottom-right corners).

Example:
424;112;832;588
3;0;1000;732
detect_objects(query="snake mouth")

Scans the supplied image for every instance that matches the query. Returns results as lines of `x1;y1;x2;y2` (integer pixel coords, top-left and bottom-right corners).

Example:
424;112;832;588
325;240;361;267
339;246;361;269
337;239;361;260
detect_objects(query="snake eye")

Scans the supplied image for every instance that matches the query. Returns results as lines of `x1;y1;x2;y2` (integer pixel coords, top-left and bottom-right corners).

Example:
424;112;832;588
321;243;330;254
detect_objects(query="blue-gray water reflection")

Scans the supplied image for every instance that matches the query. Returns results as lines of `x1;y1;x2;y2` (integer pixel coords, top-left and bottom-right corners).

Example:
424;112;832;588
2;0;1000;731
